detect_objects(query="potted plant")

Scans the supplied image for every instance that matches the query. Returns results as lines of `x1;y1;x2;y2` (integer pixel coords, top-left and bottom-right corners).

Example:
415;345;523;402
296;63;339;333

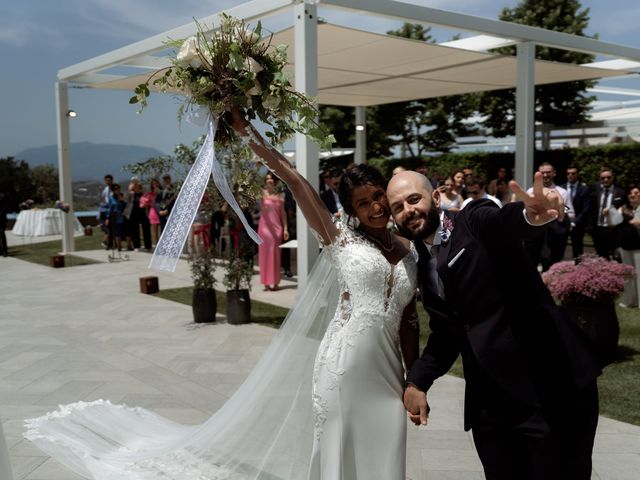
542;254;635;366
223;249;254;325
223;254;253;325
189;248;217;323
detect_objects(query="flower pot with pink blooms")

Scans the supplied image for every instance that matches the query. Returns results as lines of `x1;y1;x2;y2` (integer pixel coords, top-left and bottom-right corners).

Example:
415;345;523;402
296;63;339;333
542;254;635;367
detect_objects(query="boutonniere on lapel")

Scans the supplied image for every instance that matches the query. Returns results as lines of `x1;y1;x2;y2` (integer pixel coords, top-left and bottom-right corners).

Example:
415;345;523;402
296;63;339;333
440;215;454;244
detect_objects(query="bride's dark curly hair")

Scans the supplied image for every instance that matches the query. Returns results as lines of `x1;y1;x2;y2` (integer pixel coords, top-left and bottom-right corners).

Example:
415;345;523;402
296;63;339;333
338;164;388;216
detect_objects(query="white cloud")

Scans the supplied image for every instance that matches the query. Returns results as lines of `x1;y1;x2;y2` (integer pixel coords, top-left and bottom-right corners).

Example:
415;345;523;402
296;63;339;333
69;0;245;40
0;20;65;48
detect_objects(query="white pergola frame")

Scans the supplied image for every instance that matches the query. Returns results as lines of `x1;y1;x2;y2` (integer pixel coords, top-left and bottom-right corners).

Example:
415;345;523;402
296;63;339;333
56;0;640;286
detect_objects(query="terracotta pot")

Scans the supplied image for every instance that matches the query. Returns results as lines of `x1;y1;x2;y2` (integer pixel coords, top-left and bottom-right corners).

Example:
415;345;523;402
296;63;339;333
226;289;251;325
192;288;217;323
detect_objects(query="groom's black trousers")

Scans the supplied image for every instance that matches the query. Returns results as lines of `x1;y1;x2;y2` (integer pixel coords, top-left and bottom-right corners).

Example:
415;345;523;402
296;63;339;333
470;380;598;480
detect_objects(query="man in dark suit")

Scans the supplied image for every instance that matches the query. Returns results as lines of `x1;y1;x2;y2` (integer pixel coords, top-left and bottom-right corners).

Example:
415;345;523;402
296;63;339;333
157;174;177;232
589;167;625;259
561;165;591;258
387;171;600;480
320;169;342;216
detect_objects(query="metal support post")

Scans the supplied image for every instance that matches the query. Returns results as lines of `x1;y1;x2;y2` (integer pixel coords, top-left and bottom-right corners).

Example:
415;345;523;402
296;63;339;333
515;42;535;189
56;82;75;254
355;106;366;164
294;1;319;289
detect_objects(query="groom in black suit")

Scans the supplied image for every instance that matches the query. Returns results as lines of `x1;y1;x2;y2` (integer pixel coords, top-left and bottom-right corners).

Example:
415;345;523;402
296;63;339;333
387;171;601;480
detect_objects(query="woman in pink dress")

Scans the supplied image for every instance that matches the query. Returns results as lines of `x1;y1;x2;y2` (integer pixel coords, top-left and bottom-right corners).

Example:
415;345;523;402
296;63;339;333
258;173;289;291
144;178;161;247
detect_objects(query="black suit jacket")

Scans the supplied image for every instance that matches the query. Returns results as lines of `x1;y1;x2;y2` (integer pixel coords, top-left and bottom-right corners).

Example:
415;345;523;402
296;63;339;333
408;200;601;430
320;188;339;214
561;181;591;229
588;183;625;229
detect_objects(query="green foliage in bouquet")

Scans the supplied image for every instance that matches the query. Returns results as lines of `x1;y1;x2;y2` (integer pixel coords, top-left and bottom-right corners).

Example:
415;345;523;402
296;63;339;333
131;14;334;150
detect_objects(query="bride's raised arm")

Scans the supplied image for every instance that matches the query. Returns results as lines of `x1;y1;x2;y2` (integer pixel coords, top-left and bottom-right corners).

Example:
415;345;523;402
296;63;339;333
231;108;339;245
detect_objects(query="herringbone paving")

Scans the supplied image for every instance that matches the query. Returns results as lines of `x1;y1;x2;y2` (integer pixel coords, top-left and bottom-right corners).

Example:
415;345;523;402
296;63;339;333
1;248;639;479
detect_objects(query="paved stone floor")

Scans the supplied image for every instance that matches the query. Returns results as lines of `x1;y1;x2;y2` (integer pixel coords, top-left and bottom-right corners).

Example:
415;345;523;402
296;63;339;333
1;242;640;479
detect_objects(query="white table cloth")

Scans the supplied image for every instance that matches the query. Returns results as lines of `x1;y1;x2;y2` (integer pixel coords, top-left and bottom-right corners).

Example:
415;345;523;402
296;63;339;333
12;209;83;236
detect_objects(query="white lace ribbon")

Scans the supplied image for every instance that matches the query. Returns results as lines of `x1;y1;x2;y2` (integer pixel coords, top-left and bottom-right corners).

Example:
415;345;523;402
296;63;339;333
149;116;262;272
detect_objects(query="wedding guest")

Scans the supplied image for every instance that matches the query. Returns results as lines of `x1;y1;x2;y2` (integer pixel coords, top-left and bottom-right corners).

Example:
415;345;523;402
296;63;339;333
487;167;508;196
124;179;151;251
98;174;114;249
105;184;126;251
461;175;502;209
437;177;463;212
157;174;177;232
320;169;343;217
0;192;9;257
210;204;227;257
258;173;289;291
191;194;211;256
561;165;591;258
452;169;466;199
616;185;640;308
281;186;296;278
143;178;161;247
495;179;515;205
589;167;625;259
524;163;573;271
461;166;475;199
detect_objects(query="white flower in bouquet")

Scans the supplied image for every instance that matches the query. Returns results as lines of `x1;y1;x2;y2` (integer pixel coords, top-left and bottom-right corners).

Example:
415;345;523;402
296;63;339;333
176;36;202;68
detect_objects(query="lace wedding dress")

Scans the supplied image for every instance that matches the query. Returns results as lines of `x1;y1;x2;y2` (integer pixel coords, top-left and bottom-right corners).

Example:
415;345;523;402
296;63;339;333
309;222;418;479
24;222;418;480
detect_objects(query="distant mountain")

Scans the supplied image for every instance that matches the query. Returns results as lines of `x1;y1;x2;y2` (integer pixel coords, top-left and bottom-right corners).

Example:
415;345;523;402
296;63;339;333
15;142;167;181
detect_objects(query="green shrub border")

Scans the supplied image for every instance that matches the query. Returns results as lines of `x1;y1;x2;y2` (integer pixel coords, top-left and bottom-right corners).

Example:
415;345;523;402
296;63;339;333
375;143;640;186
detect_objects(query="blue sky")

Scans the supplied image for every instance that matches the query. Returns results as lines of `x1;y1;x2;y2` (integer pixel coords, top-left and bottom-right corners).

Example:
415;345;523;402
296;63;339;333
1;0;639;158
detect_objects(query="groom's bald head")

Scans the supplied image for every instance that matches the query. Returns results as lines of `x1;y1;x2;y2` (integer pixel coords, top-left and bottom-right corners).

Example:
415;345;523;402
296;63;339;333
387;171;440;241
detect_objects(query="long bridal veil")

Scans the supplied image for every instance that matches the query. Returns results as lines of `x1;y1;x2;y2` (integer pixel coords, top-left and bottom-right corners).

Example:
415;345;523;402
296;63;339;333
25;252;339;480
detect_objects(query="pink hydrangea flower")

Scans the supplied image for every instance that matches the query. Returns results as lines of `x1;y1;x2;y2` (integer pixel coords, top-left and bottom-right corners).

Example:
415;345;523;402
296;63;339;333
542;254;635;304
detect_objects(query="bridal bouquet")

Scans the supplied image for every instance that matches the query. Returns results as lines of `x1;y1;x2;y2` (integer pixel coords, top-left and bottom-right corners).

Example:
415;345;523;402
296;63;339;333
130;14;334;149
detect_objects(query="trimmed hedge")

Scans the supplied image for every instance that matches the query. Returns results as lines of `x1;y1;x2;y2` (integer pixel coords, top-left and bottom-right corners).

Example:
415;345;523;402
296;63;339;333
378;143;640;187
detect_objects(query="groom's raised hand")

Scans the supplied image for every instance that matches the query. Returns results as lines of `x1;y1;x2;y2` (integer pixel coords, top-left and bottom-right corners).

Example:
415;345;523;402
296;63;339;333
403;384;430;426
510;171;565;225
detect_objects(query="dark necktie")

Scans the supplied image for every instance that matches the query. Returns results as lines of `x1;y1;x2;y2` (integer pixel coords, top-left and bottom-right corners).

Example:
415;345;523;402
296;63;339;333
427;245;443;297
600;187;610;225
569;184;575;201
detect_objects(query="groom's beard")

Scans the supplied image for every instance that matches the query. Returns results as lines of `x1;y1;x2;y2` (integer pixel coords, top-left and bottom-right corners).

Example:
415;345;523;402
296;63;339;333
395;206;440;240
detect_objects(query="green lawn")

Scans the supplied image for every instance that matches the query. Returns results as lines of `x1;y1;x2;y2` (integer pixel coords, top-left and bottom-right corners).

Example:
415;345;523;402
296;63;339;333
8;234;103;267
598;307;640;425
417;302;640;425
155;286;290;328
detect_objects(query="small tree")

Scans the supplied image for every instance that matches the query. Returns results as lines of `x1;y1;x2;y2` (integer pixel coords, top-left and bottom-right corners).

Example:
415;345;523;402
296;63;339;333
30;164;60;205
478;0;596;148
382;24;479;156
0;156;35;211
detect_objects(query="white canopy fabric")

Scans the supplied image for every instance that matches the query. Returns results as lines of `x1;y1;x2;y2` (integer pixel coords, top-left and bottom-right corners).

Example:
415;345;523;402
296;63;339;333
53;0;640;278
74;23;626;107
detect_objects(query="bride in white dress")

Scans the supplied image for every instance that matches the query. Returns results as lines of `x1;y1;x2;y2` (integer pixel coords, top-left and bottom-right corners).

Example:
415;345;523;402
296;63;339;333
24;110;420;479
